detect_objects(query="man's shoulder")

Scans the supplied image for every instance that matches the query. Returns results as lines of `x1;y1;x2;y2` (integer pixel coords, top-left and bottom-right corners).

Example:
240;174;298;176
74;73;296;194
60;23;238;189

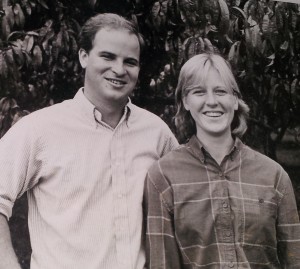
22;99;73;123
161;144;188;161
130;103;161;119
130;103;170;128
149;144;186;170
9;99;73;136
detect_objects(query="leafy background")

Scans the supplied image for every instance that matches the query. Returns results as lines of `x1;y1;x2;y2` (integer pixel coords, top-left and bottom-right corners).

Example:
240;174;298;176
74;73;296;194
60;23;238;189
0;0;299;268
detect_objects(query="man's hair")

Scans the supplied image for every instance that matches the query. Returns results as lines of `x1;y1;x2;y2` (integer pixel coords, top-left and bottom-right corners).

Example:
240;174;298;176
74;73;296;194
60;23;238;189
174;53;250;143
78;13;145;54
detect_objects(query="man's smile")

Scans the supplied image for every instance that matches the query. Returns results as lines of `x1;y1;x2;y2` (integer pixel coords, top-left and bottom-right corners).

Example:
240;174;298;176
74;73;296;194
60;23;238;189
105;78;126;86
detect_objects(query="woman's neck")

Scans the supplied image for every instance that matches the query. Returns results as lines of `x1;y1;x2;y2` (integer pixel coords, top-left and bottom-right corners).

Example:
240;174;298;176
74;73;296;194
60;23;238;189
196;132;235;165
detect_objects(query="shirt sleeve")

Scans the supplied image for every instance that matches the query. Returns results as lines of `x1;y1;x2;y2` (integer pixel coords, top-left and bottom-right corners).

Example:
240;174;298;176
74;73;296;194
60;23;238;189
0;117;40;219
159;124;179;158
276;168;300;268
143;161;183;269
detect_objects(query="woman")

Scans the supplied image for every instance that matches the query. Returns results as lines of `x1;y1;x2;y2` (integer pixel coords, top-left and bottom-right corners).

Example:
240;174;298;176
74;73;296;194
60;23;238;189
143;53;300;268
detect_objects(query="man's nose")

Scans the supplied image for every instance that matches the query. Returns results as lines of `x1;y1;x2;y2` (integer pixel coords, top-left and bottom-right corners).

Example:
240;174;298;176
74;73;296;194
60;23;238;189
111;60;126;76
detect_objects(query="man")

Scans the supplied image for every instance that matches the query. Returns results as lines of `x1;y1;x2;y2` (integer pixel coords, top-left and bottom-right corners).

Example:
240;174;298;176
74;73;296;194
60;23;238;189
0;13;178;269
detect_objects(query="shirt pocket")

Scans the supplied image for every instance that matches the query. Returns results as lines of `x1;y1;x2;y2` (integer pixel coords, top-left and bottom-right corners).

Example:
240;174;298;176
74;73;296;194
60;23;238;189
242;197;278;246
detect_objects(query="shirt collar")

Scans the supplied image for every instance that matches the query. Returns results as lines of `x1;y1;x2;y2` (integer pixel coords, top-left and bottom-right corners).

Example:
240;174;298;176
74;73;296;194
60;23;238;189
73;88;132;128
186;135;243;163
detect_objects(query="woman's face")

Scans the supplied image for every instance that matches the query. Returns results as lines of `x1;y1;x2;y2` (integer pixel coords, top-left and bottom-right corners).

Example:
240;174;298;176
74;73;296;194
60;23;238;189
183;68;238;140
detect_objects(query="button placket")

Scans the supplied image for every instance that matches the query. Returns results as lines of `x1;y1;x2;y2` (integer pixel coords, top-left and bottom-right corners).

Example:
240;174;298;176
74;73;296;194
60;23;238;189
111;128;131;267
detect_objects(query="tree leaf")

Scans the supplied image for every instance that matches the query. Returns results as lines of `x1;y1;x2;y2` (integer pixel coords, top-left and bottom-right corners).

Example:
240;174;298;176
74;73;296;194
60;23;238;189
25;36;34;52
13;4;25;28
29;0;36;8
203;38;214;53
2;0;8;9
5;49;14;65
262;14;270;34
151;2;160;18
12;45;24;66
37;0;49;9
88;0;97;8
1;16;11;39
62;28;69;53
0;97;11;114
7;31;25;41
228;41;240;67
27;31;39;36
4;6;15;28
23;51;32;67
32;45;43;68
280;40;289;50
57;30;63;48
69;35;78;55
218;0;230;35
0;52;8;78
231;6;247;20
42;29;55;53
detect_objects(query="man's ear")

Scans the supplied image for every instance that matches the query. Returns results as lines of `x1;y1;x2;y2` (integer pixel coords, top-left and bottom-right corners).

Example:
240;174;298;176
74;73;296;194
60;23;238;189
78;49;88;69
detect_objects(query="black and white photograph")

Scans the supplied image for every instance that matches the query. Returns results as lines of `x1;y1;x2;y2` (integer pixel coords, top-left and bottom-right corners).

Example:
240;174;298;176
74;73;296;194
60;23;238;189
0;0;299;268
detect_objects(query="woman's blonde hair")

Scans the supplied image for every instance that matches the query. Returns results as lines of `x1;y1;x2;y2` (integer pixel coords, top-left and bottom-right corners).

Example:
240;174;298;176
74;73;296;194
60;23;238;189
174;53;249;143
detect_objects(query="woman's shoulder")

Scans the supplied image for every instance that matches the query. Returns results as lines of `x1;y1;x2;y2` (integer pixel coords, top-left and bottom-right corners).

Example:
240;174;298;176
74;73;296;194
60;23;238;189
147;143;193;184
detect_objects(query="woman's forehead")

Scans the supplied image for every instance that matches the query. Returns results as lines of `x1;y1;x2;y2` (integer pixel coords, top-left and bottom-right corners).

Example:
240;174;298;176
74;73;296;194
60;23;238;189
186;67;223;86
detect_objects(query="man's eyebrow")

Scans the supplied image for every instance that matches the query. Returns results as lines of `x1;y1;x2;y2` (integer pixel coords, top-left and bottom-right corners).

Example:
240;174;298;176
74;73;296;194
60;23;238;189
98;51;115;56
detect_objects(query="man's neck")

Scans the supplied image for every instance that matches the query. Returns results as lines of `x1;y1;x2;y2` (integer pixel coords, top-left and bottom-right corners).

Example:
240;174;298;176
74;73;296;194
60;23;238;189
196;132;235;165
99;105;125;129
83;89;127;129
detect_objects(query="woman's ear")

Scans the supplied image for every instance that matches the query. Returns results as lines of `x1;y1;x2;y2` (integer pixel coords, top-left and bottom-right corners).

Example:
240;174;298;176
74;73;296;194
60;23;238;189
234;95;238;111
182;96;190;111
78;49;88;69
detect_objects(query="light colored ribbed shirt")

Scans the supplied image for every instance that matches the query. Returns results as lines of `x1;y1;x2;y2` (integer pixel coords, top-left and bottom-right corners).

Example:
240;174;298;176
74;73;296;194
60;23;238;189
0;88;178;269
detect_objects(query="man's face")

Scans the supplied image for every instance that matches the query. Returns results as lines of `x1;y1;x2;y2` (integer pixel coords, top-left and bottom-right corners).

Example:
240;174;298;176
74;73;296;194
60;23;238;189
79;28;140;107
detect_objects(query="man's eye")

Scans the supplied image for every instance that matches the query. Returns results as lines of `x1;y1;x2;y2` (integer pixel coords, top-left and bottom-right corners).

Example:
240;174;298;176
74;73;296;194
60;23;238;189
125;60;138;67
100;54;114;60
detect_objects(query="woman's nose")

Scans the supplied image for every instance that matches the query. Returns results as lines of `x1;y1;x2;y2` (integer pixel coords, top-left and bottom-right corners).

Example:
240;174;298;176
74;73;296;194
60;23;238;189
205;91;218;106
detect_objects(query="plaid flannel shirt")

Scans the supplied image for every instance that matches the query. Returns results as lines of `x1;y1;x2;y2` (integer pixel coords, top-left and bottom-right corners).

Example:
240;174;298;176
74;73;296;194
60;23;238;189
144;135;300;269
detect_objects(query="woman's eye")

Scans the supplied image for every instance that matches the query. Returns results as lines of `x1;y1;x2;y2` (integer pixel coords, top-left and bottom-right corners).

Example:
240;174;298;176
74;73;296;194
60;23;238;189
193;90;206;95
215;89;228;95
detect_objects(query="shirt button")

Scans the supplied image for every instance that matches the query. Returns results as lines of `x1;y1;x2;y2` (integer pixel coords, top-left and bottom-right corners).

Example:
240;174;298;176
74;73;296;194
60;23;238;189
218;172;223;177
223;202;228;208
226;231;231;237
229;262;234;268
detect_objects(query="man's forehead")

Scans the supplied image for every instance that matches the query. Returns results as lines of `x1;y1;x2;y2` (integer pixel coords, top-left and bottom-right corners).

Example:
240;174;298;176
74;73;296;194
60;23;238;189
93;28;139;46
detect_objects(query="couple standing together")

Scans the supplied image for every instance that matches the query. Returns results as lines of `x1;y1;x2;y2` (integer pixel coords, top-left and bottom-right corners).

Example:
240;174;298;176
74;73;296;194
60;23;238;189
0;13;299;269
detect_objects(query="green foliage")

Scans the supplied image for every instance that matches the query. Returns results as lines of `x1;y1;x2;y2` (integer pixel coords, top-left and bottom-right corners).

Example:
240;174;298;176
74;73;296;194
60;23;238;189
0;0;299;157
